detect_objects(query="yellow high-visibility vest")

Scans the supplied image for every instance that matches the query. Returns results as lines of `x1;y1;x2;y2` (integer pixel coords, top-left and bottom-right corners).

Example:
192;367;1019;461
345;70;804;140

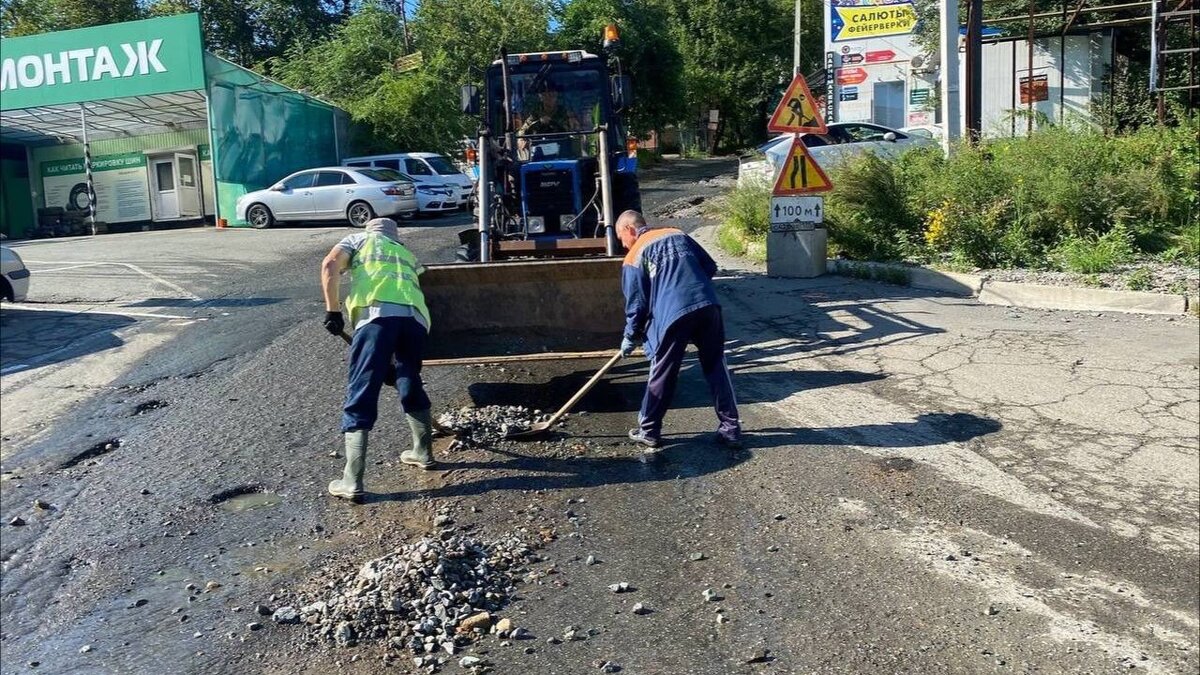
345;233;431;329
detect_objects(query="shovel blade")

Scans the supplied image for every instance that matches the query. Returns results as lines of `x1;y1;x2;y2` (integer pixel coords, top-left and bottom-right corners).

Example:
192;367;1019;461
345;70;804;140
505;422;553;439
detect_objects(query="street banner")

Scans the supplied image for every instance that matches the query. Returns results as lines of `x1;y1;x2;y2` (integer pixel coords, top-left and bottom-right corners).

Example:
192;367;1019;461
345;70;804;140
830;1;918;42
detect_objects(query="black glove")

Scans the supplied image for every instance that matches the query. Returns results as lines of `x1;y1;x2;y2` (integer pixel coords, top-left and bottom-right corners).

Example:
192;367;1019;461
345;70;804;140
323;310;345;336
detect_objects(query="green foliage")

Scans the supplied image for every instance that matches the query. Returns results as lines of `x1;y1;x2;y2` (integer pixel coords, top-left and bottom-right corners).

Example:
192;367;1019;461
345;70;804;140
722;123;1199;275
825;152;922;262
1125;267;1154;291
714;181;770;259
556;0;684;137
2;0;141;36
837;261;912;286
1054;226;1134;274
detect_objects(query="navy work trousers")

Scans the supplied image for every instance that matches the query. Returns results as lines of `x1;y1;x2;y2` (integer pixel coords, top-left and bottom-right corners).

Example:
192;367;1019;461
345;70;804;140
639;304;741;441
342;316;431;432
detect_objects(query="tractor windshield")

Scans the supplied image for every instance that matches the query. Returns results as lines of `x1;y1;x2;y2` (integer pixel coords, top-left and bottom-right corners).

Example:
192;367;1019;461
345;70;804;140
489;62;608;160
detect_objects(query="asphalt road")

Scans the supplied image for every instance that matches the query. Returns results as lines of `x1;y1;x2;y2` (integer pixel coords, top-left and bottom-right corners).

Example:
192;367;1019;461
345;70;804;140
1;159;1196;675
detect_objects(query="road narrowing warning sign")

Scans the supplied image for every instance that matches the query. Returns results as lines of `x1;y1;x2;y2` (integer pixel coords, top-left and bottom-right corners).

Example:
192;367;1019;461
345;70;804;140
771;137;833;196
767;74;828;134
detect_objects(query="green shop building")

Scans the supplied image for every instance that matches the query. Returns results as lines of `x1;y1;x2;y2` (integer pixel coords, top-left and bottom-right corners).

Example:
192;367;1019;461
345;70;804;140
0;13;348;237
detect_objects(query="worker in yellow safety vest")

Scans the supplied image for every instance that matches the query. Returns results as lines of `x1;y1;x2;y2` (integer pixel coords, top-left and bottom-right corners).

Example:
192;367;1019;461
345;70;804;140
319;217;435;501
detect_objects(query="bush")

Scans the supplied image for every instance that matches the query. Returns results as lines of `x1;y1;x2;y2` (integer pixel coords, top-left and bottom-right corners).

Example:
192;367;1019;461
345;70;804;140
717;121;1199;273
714;181;770;260
1126;267;1154;291
825;152;922;261
1054;226;1135;274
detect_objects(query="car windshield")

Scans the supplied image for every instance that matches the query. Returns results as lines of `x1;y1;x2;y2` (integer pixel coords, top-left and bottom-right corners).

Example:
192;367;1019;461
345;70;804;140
358;168;409;183
426;156;461;175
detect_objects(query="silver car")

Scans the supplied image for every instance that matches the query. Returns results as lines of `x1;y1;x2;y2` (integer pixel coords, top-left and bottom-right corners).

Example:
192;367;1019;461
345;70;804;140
235;167;418;229
738;122;938;187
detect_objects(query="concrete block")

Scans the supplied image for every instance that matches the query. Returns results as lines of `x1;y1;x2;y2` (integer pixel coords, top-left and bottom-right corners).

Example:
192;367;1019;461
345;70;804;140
909;268;983;297
767;229;827;278
979;280;1187;315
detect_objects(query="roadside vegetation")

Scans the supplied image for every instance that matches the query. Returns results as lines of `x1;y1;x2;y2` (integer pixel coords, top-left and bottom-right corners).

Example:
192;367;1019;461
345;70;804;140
718;121;1200;293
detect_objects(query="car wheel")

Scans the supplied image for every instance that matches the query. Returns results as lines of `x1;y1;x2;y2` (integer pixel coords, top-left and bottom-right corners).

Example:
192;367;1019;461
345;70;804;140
347;201;374;227
247;203;273;229
1;277;13;302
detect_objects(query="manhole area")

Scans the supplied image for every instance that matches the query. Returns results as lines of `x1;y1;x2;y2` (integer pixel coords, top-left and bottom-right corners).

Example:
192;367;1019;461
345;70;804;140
59;438;122;469
208;485;282;512
131;400;169;416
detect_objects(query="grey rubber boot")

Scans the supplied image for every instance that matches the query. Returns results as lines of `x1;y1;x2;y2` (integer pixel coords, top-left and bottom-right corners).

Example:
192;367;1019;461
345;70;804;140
328;430;367;499
400;409;436;469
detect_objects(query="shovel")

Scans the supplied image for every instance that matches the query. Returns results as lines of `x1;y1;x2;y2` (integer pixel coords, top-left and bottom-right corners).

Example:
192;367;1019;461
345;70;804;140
506;350;624;440
338;331;454;437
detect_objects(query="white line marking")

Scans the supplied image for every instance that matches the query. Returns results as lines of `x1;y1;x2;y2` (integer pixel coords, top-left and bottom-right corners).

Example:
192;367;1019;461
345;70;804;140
30;262;107;273
19;261;201;301
0;303;197;321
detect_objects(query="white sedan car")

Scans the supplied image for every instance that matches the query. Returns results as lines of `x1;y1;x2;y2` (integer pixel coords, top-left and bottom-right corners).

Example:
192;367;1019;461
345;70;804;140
235;167;418;229
1;246;30;302
739;122;937;186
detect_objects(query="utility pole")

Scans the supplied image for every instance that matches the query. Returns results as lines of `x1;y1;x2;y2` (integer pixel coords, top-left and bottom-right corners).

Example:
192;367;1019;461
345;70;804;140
399;0;412;54
964;0;983;141
940;0;962;153
794;0;803;75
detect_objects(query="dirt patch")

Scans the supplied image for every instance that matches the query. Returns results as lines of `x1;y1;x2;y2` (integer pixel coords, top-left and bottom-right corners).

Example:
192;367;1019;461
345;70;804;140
131;400;169;416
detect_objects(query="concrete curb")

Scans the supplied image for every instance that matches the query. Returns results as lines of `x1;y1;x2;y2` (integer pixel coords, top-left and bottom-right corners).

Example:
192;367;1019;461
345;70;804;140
827;259;1190;316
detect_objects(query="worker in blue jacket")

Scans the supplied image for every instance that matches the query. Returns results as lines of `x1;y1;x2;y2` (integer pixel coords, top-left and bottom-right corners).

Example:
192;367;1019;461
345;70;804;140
616;210;742;454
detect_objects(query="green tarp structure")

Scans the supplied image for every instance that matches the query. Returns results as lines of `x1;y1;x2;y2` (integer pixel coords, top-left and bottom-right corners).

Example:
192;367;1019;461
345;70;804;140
0;13;348;235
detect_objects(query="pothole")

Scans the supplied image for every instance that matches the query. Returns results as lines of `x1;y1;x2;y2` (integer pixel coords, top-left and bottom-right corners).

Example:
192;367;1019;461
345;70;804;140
60;438;122;469
209;485;282;512
131;400;169;416
872;456;916;474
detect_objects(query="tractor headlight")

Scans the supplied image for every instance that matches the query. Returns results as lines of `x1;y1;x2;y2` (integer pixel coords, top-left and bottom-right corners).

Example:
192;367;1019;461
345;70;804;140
526;216;545;234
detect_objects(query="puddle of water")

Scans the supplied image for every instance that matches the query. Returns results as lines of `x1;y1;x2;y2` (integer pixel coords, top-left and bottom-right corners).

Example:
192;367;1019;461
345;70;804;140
219;492;282;513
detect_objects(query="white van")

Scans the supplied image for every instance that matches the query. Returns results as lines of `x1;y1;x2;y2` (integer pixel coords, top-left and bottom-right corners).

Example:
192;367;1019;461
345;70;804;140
342;153;475;211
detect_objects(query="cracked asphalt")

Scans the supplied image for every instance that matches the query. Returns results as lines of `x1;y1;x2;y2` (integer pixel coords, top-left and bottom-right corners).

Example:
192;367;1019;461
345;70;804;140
1;159;1197;675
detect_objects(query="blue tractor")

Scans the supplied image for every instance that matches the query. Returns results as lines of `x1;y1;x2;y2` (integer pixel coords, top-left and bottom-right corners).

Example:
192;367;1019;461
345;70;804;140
458;30;640;261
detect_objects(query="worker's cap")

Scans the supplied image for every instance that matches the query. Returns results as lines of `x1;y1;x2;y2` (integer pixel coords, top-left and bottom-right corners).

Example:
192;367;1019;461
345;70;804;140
365;217;399;241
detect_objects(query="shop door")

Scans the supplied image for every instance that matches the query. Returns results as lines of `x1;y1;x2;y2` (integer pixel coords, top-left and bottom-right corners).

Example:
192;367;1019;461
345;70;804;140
872;81;905;130
152;158;180;219
175;153;201;217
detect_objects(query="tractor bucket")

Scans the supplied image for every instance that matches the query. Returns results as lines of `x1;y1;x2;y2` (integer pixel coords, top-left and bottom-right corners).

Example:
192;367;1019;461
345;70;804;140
420;257;624;361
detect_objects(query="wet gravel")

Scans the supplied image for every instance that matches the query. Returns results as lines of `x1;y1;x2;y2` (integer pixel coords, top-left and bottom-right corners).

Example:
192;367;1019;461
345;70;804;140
437;406;551;448
284;531;537;667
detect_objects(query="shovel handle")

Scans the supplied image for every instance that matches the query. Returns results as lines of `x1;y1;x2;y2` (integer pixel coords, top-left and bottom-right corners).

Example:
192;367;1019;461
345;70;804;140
540;351;625;429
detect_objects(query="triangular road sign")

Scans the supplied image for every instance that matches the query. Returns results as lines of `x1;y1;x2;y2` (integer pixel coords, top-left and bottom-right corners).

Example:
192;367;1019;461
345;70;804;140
772;137;833;195
767;73;828;134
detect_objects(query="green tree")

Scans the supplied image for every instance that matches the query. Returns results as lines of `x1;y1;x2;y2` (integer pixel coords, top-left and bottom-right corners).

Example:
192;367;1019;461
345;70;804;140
271;4;470;153
666;0;795;152
556;0;685;137
2;0;141;36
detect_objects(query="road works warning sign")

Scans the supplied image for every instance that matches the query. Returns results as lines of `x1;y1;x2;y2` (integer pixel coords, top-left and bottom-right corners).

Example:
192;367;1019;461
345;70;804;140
767;74;828;134
772;137;833;195
830;1;918;42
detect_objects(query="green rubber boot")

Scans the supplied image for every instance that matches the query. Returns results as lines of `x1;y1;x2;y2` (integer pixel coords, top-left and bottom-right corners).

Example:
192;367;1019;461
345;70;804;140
328;430;367;499
400;409;436;470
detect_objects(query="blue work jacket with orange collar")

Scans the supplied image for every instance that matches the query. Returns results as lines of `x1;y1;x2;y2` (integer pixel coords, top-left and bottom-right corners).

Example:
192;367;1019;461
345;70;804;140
621;226;720;359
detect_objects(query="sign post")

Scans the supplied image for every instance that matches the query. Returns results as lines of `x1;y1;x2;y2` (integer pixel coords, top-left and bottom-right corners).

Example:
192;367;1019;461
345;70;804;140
764;73;833;279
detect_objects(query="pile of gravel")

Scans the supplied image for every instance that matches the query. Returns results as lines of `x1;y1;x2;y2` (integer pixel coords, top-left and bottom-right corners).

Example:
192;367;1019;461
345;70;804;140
292;533;536;658
437;405;550;448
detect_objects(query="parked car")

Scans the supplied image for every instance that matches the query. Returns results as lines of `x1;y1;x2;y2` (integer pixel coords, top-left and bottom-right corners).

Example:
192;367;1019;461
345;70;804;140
235;167;417;229
900;124;943;141
738;122;937;186
366;168;458;216
342;153;475;211
1;246;31;302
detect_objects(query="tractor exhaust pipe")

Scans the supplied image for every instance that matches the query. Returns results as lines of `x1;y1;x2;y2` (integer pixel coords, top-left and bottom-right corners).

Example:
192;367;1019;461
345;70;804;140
477;131;491;263
596;124;617;256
